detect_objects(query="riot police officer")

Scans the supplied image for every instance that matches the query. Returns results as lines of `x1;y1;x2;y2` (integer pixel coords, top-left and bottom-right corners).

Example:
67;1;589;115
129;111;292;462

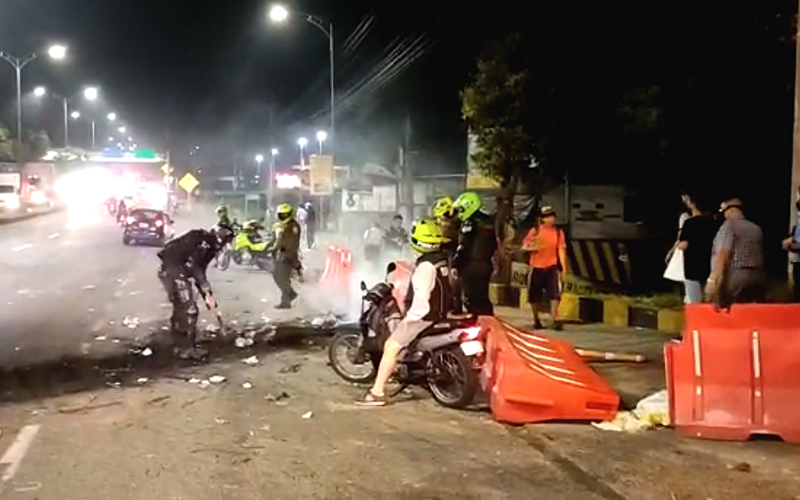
158;225;235;359
453;191;497;316
432;196;463;314
272;203;302;309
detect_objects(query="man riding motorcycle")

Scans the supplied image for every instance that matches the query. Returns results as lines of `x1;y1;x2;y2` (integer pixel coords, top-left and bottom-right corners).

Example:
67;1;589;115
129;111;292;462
356;218;453;406
453;191;497;316
271;203;302;309
432;196;463;314
157;224;235;359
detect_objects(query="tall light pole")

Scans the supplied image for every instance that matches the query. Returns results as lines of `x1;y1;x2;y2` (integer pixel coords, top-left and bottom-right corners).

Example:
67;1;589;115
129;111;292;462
32;85;95;147
298;137;308;168
267;148;278;213
0;45;67;158
255;154;264;186
80;87;100;149
270;5;335;158
316;130;327;154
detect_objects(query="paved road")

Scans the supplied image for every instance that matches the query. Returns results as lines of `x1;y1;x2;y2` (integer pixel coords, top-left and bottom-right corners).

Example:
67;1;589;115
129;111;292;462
0;209;797;499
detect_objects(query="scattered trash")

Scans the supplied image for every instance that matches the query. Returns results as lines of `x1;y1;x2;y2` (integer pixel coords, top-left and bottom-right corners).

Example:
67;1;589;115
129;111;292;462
208;375;226;384
242;356;259;365
302;411;314;419
279;363;302;374
122;316;140;329
261;314;271;322
576;349;647;363
88;307;94;313
14;482;41;493
138;347;153;357
205;324;221;334
161;325;170;331
129;291;142;296
633;389;670;426
147;395;170;407
264;392;290;403
215;417;229;425
94;335;107;341
82;285;96;290
592;411;652;432
188;378;202;384
199;380;211;388
242;382;253;389
136;377;149;384
260;299;268;303
235;337;254;348
80;342;91;355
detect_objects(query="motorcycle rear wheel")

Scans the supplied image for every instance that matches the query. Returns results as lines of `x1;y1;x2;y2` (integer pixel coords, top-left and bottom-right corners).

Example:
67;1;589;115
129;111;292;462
328;331;377;384
426;346;479;409
217;249;231;271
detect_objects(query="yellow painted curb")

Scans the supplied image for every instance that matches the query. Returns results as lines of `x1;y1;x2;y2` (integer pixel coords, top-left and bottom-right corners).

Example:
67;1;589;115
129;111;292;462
602;298;630;327
558;293;580;321
657;309;684;333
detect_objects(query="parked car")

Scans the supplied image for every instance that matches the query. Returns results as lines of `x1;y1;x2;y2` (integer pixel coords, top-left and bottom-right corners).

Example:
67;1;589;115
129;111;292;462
122;208;174;246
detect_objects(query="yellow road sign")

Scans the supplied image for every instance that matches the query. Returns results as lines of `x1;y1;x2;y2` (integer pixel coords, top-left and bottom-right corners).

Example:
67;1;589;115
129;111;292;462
178;173;199;193
161;163;174;174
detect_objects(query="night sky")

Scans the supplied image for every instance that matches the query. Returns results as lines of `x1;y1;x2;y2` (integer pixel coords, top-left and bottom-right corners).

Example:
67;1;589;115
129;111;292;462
0;0;797;229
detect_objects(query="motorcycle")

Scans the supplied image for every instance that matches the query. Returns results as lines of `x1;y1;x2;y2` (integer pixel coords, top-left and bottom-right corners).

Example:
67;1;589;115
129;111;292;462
327;262;484;409
220;230;275;272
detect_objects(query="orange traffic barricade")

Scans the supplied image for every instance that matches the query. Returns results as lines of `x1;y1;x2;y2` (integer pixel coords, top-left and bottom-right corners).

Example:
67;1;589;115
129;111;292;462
481;318;620;424
666;304;800;444
320;247;353;290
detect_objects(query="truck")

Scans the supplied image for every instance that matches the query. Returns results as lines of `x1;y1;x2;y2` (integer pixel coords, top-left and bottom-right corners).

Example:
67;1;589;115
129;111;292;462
0;162;59;213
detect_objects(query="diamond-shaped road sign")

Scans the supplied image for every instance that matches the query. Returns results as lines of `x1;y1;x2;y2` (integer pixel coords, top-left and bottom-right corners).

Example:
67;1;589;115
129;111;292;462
178;173;199;193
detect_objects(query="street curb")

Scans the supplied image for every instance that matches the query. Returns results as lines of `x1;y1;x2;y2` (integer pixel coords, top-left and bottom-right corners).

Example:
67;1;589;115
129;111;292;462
489;284;683;333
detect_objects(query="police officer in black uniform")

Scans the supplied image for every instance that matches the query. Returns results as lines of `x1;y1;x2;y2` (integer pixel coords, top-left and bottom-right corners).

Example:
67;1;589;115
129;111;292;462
157;224;235;359
453;191;497;316
432;196;463;314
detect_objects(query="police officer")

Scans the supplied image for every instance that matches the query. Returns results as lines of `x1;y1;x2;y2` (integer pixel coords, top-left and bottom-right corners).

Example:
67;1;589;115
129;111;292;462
215;203;231;227
453;191;497;316
432;196;463;314
357;219;453;406
272;203;302;309
157;224;235;359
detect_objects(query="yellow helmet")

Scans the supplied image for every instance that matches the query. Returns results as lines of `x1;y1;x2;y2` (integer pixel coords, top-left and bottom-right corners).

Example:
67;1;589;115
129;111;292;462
276;203;294;224
410;218;446;254
432;196;455;219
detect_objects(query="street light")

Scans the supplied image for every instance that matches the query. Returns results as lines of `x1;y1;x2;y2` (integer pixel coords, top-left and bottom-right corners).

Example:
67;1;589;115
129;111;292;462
255;154;264;163
270;5;335;156
298;137;308;168
0;44;68;156
70;111;80;119
271;147;279;156
267;148;279;212
316;130;327;154
83;87;98;100
118;126;126;133
33;86;46;97
107;112;116;121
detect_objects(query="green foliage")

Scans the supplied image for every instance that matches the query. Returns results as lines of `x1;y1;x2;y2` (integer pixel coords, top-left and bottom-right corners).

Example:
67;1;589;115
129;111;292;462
27;130;51;159
461;33;562;194
0;126;14;161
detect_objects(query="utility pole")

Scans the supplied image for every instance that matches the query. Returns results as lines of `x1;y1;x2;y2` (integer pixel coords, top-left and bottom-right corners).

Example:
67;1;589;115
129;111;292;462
397;115;415;223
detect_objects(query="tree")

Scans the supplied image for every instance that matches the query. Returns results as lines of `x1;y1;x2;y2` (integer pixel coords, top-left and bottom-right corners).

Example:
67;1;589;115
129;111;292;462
27;130;51;160
461;32;564;231
0;126;14;161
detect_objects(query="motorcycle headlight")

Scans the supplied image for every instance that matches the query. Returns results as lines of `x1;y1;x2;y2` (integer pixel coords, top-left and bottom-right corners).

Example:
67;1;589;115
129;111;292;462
31;191;47;204
5;195;20;209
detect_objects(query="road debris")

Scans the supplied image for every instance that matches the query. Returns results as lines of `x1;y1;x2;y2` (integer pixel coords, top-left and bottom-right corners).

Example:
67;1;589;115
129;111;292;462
279;363;302;374
122;316;140;329
264;392;290;404
242;355;259;365
136;377;149;384
215;417;229;425
302;411;314;419
147;395;171;407
242;382;253;389
208;375;226;384
188;377;202;384
82;285;96;290
235;337;254;348
592;411;652;432
94;335;107;341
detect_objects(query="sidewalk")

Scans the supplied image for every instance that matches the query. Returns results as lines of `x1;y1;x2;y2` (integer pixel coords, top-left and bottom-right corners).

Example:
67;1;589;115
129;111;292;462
496;306;670;408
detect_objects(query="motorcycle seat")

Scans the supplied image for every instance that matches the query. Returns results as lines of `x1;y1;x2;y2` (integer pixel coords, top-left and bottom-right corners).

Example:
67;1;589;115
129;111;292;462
422;315;477;335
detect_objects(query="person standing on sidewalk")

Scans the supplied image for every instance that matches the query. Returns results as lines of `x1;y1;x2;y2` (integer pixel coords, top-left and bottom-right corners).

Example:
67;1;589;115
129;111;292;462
706;198;765;308
522;206;567;330
677;194;718;304
782;188;800;301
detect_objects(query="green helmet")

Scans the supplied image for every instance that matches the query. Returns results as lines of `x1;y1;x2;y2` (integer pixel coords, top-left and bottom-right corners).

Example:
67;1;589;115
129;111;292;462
410;218;446;254
215;204;228;217
453;191;482;221
276;203;294;224
431;196;455;219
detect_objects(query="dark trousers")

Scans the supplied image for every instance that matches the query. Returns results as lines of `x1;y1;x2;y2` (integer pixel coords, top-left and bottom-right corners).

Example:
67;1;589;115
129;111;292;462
461;262;494;316
273;259;297;306
307;226;316;249
793;264;800;302
157;266;199;346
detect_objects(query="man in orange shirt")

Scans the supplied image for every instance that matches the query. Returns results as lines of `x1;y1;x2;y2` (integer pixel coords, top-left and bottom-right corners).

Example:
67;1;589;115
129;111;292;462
522;206;567;330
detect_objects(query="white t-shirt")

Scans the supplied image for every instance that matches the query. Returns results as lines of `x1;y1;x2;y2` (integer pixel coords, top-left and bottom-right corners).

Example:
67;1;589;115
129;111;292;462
296;207;308;223
404;261;436;322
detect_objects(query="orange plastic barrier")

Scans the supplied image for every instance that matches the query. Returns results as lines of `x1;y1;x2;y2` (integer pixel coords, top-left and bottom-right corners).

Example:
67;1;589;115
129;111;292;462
387;260;414;312
666;304;800;444
320;247;353;289
480;317;619;424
